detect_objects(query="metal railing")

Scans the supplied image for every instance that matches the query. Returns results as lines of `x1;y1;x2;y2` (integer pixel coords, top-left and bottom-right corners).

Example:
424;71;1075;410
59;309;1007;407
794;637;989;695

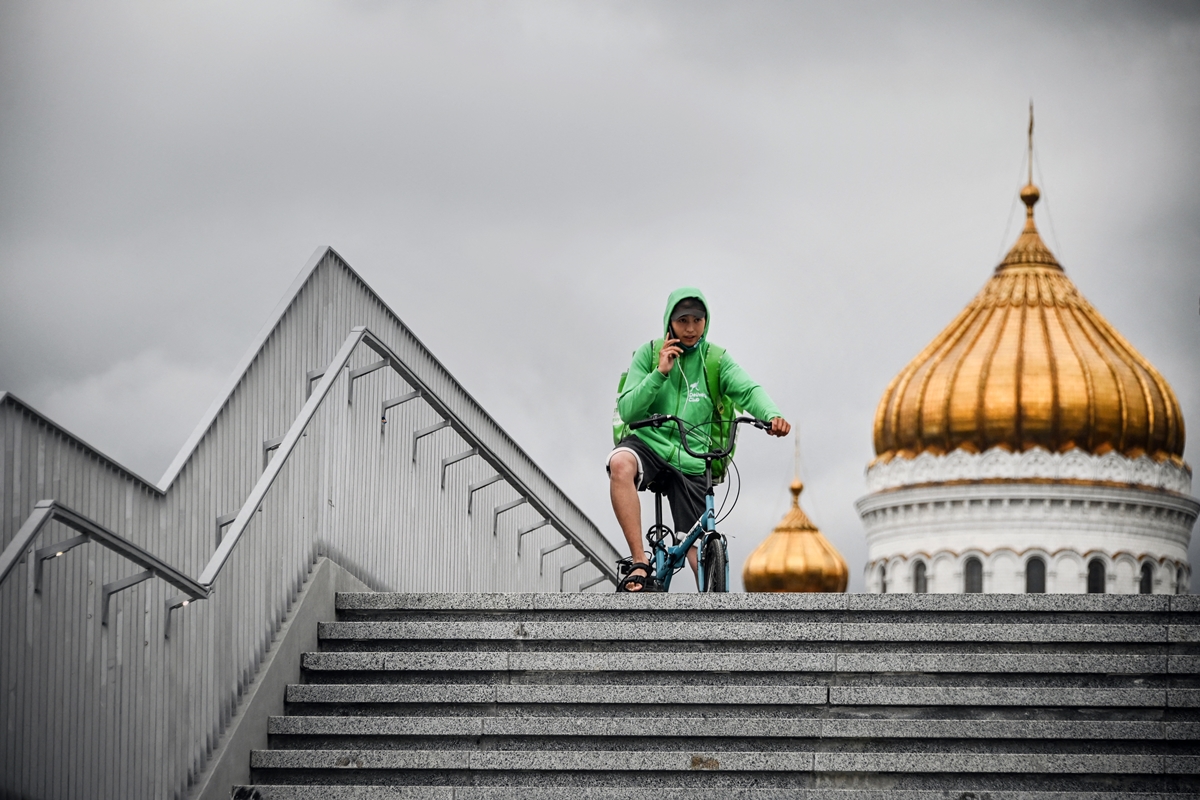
200;324;618;589
0;500;208;624
0;325;618;638
0;247;622;800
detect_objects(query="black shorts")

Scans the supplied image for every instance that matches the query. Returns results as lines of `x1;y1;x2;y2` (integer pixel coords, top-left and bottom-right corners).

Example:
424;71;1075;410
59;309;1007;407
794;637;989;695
607;435;708;535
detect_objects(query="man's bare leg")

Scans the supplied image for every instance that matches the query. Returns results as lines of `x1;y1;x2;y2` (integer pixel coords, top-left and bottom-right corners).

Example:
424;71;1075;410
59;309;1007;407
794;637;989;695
609;452;648;590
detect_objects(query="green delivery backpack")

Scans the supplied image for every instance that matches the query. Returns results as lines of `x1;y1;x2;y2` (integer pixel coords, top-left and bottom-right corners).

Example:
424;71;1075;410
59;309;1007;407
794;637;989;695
612;339;738;484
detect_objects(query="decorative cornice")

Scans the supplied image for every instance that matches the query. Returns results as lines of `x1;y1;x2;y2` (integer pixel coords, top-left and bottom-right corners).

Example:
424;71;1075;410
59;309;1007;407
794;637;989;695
865;447;1191;495
857;480;1199;530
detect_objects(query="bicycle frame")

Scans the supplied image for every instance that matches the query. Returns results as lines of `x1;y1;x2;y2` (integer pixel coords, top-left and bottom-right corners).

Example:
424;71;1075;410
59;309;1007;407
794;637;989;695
630;414;770;592
649;489;725;592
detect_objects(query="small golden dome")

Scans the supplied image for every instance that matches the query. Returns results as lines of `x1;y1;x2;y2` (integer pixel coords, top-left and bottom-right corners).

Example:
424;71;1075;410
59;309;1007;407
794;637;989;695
743;479;848;593
872;180;1185;467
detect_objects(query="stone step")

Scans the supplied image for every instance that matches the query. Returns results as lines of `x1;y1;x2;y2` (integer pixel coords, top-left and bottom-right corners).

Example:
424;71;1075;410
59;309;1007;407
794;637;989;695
248;747;1190;774
237;594;1199;798
335;592;1199;614
285;683;829;705
237;788;1194;800
284;681;1188;708
267;715;1196;740
300;650;1185;674
318;620;1188;643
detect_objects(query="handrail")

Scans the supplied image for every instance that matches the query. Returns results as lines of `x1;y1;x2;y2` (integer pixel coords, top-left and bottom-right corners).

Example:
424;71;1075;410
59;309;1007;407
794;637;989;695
201;326;619;587
359;329;618;581
1;327;378;595
197;327;364;585
3;323;617;611
0;499;207;599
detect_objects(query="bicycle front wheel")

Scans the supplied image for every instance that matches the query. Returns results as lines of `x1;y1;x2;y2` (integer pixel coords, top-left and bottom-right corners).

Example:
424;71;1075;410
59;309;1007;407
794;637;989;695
700;536;728;593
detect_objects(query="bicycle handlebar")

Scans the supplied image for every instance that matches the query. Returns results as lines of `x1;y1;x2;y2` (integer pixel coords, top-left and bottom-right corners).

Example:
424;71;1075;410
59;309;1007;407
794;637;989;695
628;414;772;462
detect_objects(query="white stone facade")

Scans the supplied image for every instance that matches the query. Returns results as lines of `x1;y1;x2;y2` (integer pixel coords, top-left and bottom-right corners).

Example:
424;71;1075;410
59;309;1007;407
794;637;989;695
856;449;1198;594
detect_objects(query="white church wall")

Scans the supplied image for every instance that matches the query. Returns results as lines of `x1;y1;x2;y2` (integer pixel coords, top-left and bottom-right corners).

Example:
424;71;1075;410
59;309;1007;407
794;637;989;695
1114;555;1137;594
864;548;1192;595
857;478;1197;594
1055;551;1085;593
991;550;1019;593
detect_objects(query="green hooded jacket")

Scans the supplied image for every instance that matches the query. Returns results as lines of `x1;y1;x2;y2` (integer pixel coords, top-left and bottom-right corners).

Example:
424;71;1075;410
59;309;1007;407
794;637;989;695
617;287;783;475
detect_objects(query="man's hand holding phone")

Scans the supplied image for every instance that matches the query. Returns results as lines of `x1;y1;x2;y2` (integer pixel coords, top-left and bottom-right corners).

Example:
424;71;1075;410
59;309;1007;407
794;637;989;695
657;338;683;375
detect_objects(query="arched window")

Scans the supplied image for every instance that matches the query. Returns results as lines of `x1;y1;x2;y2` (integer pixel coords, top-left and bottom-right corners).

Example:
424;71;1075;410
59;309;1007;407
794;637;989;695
1178;567;1187;595
880;564;888;594
964;557;983;593
1025;557;1046;594
913;561;927;594
1139;563;1154;595
1087;558;1106;594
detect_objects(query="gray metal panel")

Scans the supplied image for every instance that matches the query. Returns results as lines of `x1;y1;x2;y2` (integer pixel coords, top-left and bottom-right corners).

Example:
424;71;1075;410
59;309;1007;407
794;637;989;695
0;249;619;800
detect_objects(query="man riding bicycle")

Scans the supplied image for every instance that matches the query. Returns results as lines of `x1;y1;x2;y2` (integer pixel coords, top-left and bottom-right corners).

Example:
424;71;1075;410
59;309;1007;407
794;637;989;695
607;287;791;592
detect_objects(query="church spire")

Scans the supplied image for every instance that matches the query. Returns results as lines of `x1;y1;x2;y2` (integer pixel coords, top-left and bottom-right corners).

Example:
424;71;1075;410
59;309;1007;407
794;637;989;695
997;102;1060;271
1027;100;1034;187
1020;100;1041;228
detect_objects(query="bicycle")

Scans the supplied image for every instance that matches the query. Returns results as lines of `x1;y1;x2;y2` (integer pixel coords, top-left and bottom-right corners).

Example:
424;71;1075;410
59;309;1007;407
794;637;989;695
619;413;773;592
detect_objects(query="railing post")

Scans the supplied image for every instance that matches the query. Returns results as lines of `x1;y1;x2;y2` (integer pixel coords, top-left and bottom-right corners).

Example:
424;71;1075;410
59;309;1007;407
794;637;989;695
101;571;154;626
380;390;420;434
493;497;528;536
440;449;479;488
467;474;503;514
517;519;550;556
347;359;388;404
215;513;237;547
412;420;452;463
559;557;589;592
262;437;284;471
540;538;570;576
163;594;192;640
579;574;610;591
32;534;90;593
305;368;326;399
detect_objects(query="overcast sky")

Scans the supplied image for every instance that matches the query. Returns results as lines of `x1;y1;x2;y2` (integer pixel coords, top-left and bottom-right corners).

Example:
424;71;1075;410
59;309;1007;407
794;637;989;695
2;1;1198;591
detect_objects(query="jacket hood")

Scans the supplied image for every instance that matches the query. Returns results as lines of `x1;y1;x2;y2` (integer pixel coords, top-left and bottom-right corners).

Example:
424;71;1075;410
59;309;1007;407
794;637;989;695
663;287;710;348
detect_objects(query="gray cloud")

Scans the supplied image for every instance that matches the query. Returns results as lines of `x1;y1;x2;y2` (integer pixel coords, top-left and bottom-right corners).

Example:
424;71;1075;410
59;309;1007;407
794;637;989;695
2;1;1197;590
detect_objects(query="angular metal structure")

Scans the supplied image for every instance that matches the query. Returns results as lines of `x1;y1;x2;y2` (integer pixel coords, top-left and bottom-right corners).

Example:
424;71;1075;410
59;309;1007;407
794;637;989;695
0;246;619;799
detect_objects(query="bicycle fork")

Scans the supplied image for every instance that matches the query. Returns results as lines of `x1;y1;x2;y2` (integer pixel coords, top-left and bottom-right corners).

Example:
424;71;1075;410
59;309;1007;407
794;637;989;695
694;529;729;593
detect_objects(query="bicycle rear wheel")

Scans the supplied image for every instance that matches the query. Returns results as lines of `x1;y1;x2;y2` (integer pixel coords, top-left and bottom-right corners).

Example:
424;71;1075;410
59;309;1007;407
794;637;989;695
700;536;728;593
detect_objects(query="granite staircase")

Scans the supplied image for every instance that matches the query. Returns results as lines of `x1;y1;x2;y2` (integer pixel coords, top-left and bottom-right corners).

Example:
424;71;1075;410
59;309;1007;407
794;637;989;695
238;593;1199;799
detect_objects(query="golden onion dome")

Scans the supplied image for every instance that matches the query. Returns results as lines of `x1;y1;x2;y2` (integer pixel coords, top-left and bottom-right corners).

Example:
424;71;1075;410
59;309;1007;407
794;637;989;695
743;479;848;593
872;181;1185;467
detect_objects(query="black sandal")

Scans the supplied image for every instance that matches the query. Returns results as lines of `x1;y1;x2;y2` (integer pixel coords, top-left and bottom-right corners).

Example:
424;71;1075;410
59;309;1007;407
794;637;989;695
616;562;653;593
